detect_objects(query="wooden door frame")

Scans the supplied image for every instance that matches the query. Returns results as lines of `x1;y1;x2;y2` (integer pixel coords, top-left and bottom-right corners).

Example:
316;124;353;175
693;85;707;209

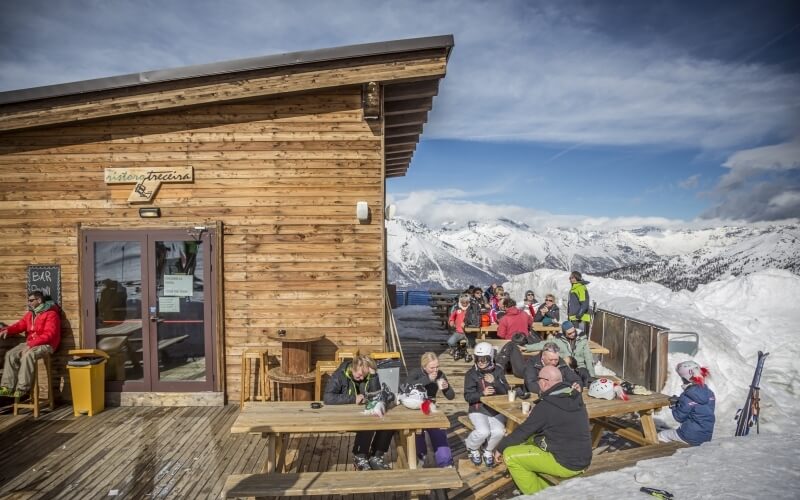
80;227;219;393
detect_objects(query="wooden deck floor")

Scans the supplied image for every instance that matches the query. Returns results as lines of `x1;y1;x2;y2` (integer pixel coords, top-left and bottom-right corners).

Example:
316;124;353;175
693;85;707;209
0;333;515;499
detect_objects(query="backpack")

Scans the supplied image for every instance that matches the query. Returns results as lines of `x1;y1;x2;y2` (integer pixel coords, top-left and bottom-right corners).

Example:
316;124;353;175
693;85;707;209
464;302;481;328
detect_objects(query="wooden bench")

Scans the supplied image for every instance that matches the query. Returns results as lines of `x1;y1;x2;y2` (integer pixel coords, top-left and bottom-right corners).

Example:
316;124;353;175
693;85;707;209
541;442;687;484
223;468;462;497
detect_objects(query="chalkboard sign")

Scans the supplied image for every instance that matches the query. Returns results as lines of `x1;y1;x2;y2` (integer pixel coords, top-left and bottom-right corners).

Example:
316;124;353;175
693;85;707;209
27;265;61;306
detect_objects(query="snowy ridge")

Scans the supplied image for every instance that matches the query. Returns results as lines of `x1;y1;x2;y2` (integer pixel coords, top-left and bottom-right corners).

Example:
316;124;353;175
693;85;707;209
387;217;799;291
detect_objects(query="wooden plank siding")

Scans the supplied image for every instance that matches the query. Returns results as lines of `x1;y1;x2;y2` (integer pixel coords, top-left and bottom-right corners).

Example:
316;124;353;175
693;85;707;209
0;88;386;401
0;36;452;404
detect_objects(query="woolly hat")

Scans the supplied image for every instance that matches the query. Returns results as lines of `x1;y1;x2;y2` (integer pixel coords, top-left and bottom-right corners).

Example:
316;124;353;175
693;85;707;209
561;320;575;333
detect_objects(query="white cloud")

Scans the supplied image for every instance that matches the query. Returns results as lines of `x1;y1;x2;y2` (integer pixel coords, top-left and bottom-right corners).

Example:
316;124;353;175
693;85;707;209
2;1;798;152
679;174;701;189
703;139;800;220
390;188;794;230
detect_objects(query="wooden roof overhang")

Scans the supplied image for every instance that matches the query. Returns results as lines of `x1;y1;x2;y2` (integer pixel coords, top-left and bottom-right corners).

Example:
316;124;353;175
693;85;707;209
0;35;453;179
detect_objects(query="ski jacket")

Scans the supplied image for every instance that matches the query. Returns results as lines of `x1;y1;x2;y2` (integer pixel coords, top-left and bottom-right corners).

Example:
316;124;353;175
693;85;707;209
523;354;582;395
496;382;592;471
405;368;456;400
448;305;469;333
5;302;62;351
323;360;381;405
674;383;716;446
523;332;595;377
534;303;561;323
464;364;509;416
496;307;533;340
568;280;591;323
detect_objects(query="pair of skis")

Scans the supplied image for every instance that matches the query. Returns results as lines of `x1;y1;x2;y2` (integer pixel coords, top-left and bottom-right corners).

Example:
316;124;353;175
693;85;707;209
734;351;769;437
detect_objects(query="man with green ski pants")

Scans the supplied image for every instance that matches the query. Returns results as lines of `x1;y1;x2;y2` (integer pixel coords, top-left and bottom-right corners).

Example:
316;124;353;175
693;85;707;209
493;365;592;494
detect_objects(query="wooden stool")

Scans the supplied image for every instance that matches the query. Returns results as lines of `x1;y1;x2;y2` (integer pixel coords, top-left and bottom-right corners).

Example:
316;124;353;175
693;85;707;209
240;348;271;407
13;352;54;418
314;360;340;401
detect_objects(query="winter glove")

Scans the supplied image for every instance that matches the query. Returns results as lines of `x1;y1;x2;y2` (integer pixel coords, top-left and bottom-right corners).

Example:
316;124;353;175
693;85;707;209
668;395;680;408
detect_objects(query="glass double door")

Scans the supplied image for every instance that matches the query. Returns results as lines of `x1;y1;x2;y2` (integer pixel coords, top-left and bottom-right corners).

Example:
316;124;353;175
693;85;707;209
83;229;215;392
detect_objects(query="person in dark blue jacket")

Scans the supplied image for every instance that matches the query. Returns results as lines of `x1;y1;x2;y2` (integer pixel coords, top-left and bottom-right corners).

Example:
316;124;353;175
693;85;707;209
659;360;715;446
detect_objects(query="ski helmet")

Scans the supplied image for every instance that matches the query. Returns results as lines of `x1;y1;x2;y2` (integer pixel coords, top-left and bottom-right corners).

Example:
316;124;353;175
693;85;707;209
676;360;709;384
588;378;615;400
398;385;428;410
473;342;494;359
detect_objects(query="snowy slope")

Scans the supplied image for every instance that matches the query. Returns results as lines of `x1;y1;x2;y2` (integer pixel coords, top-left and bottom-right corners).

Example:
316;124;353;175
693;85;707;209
387;217;800;291
503;268;799;436
526;433;800;499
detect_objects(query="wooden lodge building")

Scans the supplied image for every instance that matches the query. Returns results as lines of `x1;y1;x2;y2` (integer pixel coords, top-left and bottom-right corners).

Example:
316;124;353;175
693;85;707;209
0;35;453;405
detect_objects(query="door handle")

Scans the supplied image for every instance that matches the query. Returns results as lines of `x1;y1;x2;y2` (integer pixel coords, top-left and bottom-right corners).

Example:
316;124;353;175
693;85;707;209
150;314;159;322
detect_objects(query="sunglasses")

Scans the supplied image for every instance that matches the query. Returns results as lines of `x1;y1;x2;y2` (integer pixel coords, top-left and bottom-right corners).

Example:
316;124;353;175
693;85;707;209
27;298;37;303
545;299;554;302
537;377;549;382
526;293;534;297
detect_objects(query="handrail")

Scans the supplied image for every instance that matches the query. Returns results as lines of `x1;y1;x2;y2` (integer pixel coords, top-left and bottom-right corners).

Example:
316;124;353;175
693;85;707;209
385;288;407;371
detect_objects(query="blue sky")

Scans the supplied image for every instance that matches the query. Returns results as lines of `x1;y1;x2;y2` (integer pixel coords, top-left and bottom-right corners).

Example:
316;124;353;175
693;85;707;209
1;0;798;227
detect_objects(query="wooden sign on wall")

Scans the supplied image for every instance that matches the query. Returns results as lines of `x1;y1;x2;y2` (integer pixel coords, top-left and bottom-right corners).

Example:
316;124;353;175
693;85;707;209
27;265;61;305
104;166;194;203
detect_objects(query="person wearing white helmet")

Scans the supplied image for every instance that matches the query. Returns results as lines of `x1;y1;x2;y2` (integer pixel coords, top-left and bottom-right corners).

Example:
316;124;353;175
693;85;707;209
463;342;510;469
494;365;592;495
658;360;716;446
405;352;455;468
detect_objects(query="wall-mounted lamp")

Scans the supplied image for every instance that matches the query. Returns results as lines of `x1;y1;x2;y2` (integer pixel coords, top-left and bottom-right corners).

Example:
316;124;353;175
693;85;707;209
362;82;380;120
356;201;370;222
138;207;161;218
385;204;397;221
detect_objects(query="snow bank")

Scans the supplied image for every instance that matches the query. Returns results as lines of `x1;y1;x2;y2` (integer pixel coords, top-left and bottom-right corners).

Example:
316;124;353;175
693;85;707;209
504;268;800;436
523;433;800;499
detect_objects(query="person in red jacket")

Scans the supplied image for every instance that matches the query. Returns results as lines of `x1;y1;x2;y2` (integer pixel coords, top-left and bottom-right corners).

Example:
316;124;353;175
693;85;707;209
0;291;62;399
496;298;533;340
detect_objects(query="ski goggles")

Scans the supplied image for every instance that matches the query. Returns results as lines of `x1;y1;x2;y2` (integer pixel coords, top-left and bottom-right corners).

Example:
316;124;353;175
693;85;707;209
475;355;492;364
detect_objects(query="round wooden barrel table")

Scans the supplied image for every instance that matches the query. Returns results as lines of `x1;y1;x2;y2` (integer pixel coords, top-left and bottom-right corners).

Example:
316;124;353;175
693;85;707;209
266;332;325;401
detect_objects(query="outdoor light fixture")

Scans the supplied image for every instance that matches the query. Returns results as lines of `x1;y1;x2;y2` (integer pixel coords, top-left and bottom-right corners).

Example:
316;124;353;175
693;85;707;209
362;82;380;120
138;207;161;218
356;201;369;222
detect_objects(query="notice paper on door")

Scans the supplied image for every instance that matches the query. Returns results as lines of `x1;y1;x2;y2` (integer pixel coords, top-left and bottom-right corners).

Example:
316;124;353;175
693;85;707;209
164;274;193;296
158;296;180;313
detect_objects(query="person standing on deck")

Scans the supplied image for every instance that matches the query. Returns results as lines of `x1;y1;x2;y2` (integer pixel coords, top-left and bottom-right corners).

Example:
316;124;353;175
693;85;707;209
567;272;591;333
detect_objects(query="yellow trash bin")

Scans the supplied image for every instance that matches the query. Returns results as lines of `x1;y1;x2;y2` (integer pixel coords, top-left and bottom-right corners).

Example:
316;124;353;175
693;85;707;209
67;349;109;416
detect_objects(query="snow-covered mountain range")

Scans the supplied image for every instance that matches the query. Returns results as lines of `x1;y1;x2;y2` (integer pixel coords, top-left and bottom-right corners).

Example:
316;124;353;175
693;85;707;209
387;217;799;290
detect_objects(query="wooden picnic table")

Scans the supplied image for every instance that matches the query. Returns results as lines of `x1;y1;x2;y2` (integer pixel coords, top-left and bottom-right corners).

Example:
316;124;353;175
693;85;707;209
480;337;609;355
481;391;671;446
532;322;562;335
231;401;451;473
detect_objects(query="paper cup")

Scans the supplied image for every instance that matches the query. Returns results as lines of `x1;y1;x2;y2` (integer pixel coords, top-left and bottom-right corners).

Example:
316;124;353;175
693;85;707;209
507;391;516;402
521;401;532;414
436;378;446;390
